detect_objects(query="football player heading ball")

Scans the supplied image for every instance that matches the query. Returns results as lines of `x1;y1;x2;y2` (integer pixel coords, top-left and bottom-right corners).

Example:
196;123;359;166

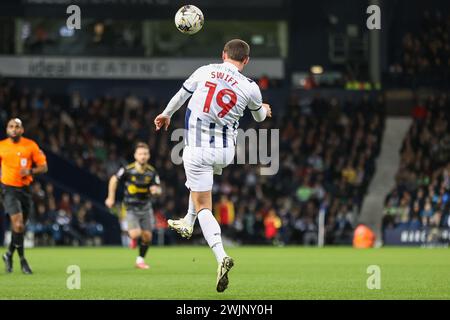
154;39;271;292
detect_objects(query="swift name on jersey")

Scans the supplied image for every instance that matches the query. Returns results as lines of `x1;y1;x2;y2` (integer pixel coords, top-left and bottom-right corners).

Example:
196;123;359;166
210;71;239;87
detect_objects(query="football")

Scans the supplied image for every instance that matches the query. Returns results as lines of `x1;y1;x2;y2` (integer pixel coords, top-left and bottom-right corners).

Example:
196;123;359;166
174;5;204;35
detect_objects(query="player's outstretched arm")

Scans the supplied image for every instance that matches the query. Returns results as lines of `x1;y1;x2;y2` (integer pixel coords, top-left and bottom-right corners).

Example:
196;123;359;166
262;103;272;118
154;114;171;131
154;87;192;131
251;103;272;122
105;175;119;208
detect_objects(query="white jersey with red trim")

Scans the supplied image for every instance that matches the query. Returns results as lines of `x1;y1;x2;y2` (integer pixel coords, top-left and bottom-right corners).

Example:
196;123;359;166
182;61;263;148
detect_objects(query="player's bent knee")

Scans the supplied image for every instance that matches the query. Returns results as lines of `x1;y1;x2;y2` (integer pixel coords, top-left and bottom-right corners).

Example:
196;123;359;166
142;231;152;243
11;218;25;233
128;229;141;239
13;224;25;233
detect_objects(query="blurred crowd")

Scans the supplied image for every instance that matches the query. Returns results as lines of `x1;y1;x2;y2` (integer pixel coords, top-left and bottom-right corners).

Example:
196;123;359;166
389;11;450;87
1;79;385;245
25;20;144;56
384;93;450;231
25;181;103;246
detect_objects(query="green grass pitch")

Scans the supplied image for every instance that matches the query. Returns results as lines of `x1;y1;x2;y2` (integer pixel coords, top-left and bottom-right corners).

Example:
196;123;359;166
0;246;449;299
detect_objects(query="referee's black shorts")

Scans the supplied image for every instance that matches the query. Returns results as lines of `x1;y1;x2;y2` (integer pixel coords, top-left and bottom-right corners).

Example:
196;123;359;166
1;184;34;220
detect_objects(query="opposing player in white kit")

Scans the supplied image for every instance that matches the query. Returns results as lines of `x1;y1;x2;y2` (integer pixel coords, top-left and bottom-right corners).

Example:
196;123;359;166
154;39;271;292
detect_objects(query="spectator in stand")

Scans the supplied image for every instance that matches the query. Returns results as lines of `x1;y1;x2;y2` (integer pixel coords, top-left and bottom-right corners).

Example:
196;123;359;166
258;75;270;91
264;209;282;244
59;193;72;215
214;195;235;237
153;209;169;245
412;102;428;120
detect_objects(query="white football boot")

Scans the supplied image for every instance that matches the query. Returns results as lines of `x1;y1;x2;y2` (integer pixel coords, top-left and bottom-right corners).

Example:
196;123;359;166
216;256;234;293
167;218;194;239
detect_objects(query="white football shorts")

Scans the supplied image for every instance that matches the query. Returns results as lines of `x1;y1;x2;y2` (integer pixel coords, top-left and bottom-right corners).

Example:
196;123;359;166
182;145;235;192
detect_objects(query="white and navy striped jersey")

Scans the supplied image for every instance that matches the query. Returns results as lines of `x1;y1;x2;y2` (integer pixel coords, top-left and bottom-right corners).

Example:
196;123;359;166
182;61;263;148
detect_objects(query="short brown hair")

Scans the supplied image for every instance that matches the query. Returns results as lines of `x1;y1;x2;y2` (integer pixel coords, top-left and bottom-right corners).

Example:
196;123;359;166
8;118;23;128
223;39;250;62
135;142;149;151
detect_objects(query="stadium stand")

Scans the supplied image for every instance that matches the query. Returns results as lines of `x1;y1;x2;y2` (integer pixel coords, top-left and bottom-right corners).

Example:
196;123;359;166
1;79;385;245
384;93;450;233
389;10;450;88
27;180;104;246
